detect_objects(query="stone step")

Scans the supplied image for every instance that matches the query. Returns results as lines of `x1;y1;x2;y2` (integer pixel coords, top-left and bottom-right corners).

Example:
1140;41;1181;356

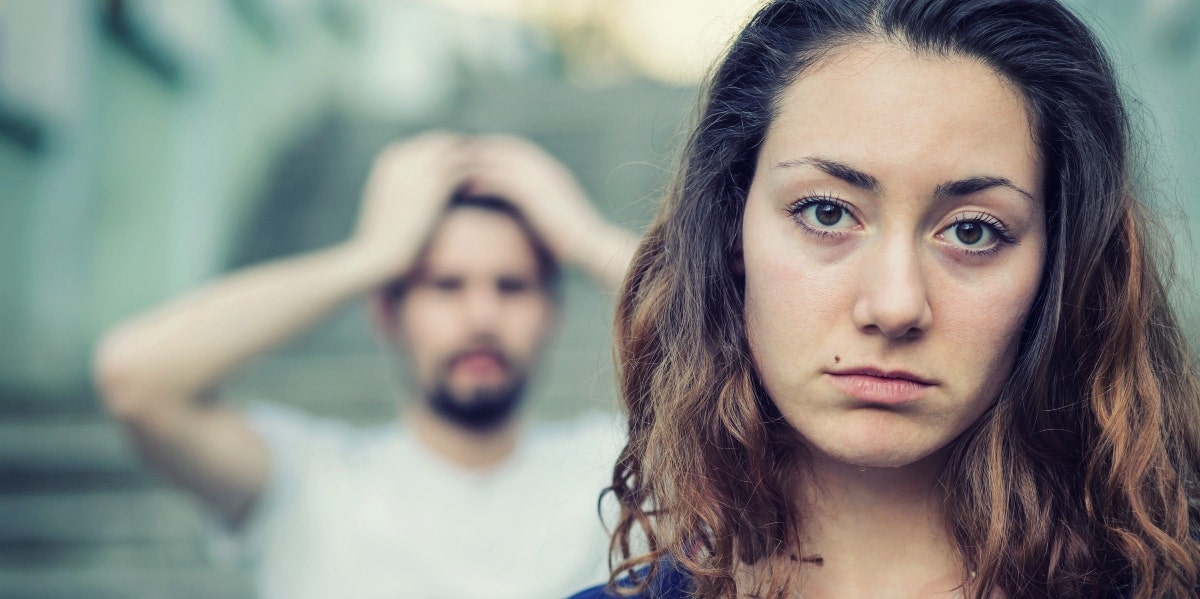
0;419;135;474
0;539;206;569
0;490;207;545
0;566;253;599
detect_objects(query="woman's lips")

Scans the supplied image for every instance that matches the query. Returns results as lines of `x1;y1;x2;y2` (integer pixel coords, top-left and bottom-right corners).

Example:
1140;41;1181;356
824;369;934;405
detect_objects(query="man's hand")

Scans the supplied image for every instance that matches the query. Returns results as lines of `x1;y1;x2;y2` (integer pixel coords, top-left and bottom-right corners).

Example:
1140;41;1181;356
464;135;636;291
349;131;471;283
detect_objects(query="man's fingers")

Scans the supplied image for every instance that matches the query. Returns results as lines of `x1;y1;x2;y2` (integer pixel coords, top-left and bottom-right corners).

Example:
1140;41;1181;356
372;132;468;177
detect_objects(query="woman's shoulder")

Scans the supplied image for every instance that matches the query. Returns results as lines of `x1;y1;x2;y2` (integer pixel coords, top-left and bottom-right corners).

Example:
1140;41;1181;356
566;562;692;599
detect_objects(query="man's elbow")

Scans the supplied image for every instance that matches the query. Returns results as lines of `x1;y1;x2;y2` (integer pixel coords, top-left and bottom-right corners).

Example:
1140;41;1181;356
92;331;163;425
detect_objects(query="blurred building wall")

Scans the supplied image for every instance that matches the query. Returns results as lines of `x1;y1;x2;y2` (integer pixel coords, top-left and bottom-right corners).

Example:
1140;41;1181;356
0;1;359;401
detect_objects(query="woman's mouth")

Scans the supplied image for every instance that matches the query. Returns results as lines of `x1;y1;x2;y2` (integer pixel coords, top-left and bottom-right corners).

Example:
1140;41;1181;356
824;367;935;405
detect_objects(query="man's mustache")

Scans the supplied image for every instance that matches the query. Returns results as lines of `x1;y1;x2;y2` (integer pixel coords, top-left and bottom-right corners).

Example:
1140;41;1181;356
443;346;512;372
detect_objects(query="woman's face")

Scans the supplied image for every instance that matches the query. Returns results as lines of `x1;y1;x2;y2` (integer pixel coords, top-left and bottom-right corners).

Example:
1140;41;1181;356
742;43;1046;469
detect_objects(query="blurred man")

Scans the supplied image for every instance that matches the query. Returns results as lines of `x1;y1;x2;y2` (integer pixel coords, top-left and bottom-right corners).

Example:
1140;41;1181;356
93;133;637;599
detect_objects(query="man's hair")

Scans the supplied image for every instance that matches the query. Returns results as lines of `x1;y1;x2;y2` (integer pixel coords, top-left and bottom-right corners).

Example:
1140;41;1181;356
607;1;1200;597
381;190;561;305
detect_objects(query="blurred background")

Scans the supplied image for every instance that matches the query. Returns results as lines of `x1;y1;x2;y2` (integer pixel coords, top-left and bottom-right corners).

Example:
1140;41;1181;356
0;0;1197;597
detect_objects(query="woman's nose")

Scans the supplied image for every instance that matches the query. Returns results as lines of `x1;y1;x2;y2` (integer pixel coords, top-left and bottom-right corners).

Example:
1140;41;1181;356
851;237;933;340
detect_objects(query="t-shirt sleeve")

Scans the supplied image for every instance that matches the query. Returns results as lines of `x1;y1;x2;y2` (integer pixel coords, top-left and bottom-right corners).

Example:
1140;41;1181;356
205;401;349;564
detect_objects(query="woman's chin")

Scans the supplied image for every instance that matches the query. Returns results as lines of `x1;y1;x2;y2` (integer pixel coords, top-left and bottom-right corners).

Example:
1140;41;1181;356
804;434;949;471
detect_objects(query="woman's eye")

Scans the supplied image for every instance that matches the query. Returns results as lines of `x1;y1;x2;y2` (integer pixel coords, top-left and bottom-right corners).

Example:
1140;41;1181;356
794;200;857;231
950;222;989;246
940;218;1012;253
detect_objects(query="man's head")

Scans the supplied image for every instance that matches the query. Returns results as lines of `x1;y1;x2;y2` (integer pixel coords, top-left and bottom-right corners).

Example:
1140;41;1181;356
373;193;560;432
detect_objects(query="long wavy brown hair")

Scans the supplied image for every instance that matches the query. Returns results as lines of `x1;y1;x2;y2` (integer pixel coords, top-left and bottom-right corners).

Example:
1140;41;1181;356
607;0;1200;597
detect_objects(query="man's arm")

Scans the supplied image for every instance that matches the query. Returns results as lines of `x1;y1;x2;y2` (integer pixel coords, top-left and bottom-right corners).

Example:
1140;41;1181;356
465;135;639;293
93;132;467;524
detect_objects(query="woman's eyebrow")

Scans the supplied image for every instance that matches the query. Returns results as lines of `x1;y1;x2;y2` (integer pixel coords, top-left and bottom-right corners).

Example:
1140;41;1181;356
775;156;1035;203
933;176;1036;203
775;156;881;193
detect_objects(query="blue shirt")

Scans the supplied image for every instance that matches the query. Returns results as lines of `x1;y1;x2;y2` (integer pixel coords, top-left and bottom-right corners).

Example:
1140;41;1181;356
566;562;692;599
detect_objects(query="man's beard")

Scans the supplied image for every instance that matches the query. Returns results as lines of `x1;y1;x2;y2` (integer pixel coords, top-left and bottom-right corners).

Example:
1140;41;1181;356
425;349;527;432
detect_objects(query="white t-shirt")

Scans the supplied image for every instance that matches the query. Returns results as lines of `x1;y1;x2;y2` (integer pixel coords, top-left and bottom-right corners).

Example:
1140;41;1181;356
213;403;623;599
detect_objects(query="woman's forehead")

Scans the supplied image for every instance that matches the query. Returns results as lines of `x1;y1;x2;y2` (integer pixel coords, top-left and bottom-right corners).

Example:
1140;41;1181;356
758;42;1042;201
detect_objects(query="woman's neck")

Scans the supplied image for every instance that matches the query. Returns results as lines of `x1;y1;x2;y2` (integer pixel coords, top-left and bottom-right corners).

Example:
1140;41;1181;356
779;450;970;598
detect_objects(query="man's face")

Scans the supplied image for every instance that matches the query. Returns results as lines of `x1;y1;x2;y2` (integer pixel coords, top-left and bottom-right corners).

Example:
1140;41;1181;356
390;207;556;428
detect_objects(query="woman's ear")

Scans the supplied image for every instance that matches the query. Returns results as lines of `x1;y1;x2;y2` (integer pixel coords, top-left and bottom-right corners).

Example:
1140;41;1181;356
731;245;745;277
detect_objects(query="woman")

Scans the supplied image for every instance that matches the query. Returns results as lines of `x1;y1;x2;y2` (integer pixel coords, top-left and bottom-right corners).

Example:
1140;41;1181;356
573;0;1200;597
